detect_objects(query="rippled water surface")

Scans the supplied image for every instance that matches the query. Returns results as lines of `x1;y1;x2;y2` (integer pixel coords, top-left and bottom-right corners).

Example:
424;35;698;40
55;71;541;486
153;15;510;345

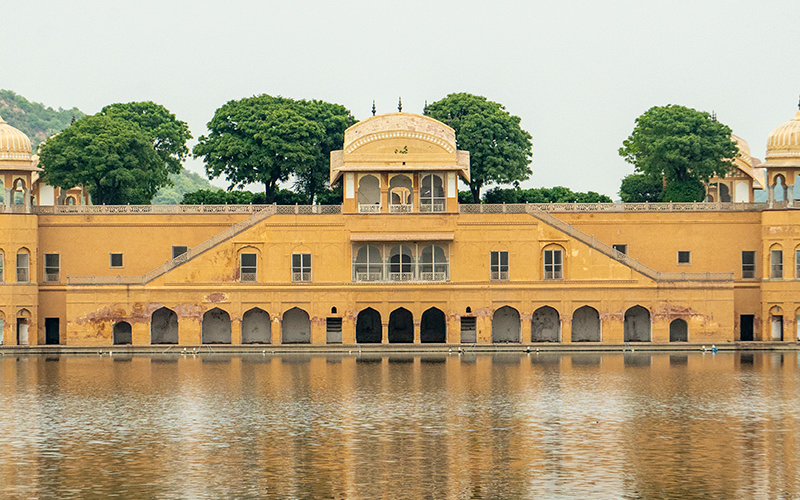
1;351;799;499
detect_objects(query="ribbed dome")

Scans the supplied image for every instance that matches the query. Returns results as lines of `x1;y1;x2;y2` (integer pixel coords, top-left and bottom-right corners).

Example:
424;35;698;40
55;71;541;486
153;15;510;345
765;109;800;162
0;115;33;161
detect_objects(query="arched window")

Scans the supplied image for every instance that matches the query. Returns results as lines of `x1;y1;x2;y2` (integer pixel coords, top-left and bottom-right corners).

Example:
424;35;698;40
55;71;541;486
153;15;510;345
357;175;381;213
239;248;258;282
354;245;383;281
389;245;413;280
16;249;29;283
389;175;413;213
420;174;445;212
419;244;448;281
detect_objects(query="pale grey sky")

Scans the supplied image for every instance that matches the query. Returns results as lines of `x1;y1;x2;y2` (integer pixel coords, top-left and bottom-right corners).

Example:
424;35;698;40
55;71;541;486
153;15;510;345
2;0;798;198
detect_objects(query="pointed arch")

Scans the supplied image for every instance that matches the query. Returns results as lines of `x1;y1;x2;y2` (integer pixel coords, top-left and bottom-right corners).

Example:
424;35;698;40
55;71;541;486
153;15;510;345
356;307;382;343
282;307;310;344
151;307;178;344
242;307;271;344
388;307;413;343
421;307;446;343
572;306;601;342
624;305;651;342
492;306;520;343
532;306;560;342
202;307;231;344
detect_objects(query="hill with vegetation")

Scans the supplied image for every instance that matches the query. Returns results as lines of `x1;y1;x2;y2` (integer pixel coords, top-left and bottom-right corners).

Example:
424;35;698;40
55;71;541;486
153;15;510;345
1;90;216;204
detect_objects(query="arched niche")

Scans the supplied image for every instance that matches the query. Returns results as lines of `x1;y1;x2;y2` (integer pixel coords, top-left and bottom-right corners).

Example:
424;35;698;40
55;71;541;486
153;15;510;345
669;319;688;342
492;306;520;343
420;307;446;343
151;307;178;344
202;308;231;344
113;321;132;345
572;306;601;342
242;307;271;344
356;307;382;343
282;307;310;344
531;306;560;342
388;308;413;343
624;305;651;342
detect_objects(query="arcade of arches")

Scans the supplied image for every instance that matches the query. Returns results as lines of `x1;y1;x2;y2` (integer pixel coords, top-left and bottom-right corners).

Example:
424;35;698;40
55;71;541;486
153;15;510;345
127;303;692;345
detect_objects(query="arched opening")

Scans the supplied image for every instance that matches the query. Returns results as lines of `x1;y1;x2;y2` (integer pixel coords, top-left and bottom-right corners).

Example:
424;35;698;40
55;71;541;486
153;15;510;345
282;307;311;344
770;244;784;279
388;308;413;343
242;308;271;344
531;306;560;342
202;308;231;344
419;244;448;281
572;306;601;342
356;307;382;343
354;244;382;281
12;179;26;206
773;174;787;202
492;306;520;343
66;196;76;205
420;173;445;212
421;307;446;343
389;245;413;281
770;306;783;341
624;305;651;342
718;183;731;202
669;319;688;342
357;174;381;211
389;175;413;212
151;307;178;344
113;321;132;345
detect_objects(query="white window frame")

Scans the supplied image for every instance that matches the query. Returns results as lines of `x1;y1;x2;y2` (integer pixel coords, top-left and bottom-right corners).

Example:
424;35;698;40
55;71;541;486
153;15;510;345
771;249;783;279
544;249;563;280
491;251;509;280
16;251;29;283
292;253;312;282
240;253;257;282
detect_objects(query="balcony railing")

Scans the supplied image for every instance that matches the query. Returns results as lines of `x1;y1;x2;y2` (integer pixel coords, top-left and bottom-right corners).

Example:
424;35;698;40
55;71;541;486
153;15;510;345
358;204;381;214
354;266;449;283
389;204;413;213
419;200;446;212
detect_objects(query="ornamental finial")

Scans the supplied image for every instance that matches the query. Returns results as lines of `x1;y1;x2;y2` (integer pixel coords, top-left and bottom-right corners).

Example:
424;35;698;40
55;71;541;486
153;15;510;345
372;100;376;116
398;97;402;113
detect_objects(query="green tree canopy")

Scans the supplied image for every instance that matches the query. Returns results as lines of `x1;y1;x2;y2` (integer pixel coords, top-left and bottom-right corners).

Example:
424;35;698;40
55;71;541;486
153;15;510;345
101;101;192;175
618;104;738;202
619;173;663;202
181;188;306;205
424;93;533;203
193;95;354;204
39;114;164;204
483;186;612;204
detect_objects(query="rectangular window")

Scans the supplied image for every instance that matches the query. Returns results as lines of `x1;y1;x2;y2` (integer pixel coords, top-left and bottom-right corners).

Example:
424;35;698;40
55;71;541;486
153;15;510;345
172;246;188;259
742;251;756;279
544;249;563;279
44;254;60;282
109;253;124;268
677;251;691;265
771;249;783;279
612;244;628;255
292;253;312;282
0;252;4;283
16;253;29;283
490;251;509;280
240;253;257;282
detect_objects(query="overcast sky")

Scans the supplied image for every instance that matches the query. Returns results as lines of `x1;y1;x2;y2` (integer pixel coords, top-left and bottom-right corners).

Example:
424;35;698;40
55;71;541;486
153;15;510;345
2;0;799;198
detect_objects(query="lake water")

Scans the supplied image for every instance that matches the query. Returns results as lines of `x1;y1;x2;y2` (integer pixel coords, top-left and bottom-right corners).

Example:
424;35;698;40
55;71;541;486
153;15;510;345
0;351;798;499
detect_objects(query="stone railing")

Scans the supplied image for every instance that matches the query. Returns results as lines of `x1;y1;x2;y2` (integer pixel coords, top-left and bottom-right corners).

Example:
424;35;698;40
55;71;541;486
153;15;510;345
525;206;734;282
34;204;342;215
459;202;769;213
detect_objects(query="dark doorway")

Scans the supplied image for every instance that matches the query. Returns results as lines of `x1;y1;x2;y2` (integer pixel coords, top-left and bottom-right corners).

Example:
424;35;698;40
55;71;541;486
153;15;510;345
356;308;382;343
669;319;688;342
45;318;59;345
113;321;132;345
388;308;413;343
460;317;476;343
740;315;754;341
421;308;446;343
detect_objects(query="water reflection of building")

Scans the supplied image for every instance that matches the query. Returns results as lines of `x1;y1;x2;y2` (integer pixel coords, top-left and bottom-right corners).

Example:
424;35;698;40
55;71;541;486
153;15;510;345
1;106;800;346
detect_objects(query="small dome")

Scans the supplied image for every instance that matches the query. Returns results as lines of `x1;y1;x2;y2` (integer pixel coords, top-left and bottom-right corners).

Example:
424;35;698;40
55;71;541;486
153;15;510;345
0;115;32;161
765;109;800;163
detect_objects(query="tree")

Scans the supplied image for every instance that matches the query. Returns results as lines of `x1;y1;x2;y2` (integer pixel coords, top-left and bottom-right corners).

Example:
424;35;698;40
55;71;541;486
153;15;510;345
619;174;663;202
101;101;192;175
193;95;354;204
425;93;532;203
483;186;612;204
618;105;738;202
39;114;164;204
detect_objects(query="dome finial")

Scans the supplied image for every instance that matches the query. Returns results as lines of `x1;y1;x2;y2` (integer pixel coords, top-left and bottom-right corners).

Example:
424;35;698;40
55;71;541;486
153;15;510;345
372;100;376;116
398;97;402;113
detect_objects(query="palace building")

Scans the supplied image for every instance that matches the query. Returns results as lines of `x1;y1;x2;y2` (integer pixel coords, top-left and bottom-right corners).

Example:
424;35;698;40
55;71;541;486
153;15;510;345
1;107;800;347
